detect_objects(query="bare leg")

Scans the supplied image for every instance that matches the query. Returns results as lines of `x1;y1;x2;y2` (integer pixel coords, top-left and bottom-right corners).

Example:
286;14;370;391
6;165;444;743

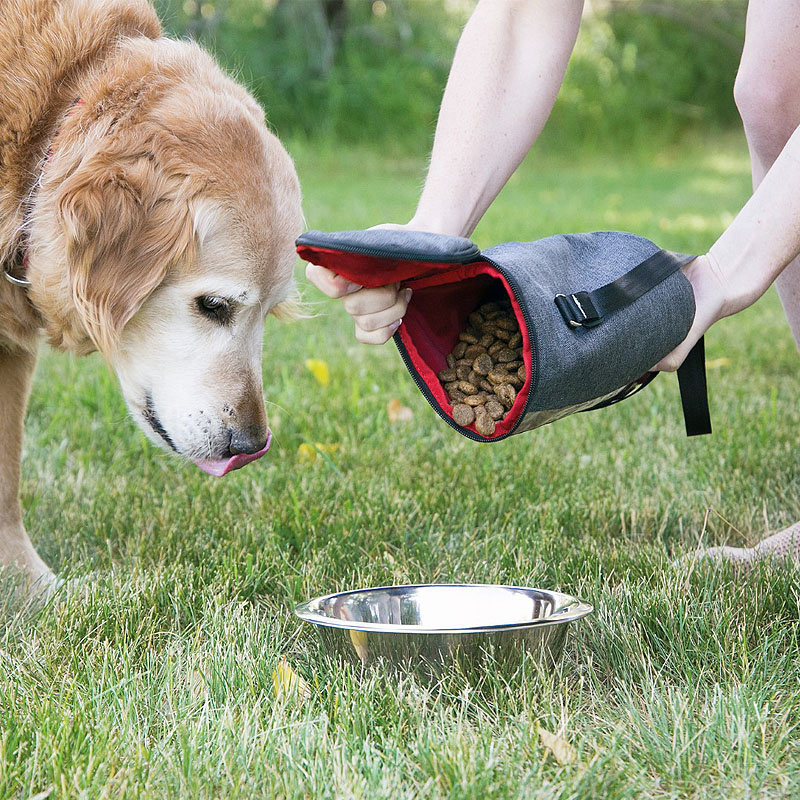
0;344;53;589
693;0;800;566
736;0;800;339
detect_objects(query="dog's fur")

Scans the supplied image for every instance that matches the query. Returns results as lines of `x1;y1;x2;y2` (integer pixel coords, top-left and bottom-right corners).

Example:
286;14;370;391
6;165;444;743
0;0;303;586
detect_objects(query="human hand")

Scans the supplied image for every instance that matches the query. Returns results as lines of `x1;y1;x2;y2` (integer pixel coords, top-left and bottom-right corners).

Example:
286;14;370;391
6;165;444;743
653;254;728;371
304;222;414;345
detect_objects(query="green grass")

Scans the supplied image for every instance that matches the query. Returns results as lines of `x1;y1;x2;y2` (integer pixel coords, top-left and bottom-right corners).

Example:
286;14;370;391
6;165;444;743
2;132;800;799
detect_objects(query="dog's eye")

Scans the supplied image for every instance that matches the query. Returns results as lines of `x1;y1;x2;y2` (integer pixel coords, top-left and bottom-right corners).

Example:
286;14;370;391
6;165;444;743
195;295;233;325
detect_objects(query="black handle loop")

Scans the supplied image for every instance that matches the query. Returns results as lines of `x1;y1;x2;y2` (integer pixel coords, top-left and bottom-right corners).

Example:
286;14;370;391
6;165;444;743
677;336;712;436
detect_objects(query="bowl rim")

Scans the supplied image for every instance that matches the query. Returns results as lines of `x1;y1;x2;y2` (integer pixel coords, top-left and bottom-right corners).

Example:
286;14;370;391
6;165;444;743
294;583;593;634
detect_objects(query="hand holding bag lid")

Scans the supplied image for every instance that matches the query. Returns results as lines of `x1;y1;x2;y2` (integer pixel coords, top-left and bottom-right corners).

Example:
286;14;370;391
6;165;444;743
297;228;711;441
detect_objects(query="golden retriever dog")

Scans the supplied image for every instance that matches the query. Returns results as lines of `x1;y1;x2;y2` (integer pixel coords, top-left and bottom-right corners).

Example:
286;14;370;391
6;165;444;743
0;0;303;589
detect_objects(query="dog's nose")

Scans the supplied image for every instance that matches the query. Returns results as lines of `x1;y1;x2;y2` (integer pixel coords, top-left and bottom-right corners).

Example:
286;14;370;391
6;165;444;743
227;428;268;456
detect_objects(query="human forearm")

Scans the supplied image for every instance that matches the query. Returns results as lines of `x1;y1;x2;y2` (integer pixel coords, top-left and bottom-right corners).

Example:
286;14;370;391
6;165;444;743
657;124;800;370
306;0;584;346
707;126;800;314
410;0;584;237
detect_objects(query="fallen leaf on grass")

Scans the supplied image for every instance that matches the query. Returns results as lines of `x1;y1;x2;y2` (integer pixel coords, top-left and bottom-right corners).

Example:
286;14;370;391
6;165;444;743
706;357;731;370
305;358;330;386
297;443;317;463
298;442;340;463
273;659;311;701
387;398;414;423
348;629;369;664
537;724;575;764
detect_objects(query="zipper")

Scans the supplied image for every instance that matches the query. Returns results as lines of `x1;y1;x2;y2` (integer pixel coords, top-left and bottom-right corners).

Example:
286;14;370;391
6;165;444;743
394;255;537;443
298;231;537;442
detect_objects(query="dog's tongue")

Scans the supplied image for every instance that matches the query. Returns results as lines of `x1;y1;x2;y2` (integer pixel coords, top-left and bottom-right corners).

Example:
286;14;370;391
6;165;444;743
194;429;272;477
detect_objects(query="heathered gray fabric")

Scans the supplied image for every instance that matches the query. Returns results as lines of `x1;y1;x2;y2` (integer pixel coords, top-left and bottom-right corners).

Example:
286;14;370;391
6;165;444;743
483;232;695;412
297;228;696;431
297;229;480;263
512;386;625;434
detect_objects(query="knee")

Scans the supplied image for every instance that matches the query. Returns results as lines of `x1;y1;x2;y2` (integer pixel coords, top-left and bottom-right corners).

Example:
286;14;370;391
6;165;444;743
734;64;800;163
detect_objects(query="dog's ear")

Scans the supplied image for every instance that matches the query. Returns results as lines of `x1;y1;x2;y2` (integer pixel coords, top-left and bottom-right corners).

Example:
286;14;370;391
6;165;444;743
58;154;195;354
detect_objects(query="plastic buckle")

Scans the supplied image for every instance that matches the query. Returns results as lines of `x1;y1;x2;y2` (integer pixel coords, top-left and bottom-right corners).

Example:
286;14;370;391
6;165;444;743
554;292;601;328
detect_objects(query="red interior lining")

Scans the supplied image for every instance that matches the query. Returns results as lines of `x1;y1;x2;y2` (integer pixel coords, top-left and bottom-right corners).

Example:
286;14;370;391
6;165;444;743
400;263;531;439
296;245;454;288
296;243;531;440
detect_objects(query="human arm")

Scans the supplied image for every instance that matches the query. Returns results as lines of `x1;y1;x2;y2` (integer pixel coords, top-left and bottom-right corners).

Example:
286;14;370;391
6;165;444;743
409;0;584;237
306;0;585;343
655;123;800;370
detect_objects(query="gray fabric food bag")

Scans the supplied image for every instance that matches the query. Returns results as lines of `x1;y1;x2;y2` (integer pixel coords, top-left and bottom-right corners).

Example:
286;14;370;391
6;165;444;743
297;228;710;441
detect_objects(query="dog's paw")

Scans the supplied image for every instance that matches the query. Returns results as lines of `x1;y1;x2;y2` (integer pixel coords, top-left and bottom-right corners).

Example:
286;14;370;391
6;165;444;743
0;563;59;616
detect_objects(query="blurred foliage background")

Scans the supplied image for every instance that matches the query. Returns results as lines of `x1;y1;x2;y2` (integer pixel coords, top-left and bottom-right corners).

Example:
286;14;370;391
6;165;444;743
152;0;748;151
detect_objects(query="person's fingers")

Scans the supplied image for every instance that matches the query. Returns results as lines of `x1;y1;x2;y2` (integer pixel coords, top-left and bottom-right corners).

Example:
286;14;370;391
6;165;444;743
341;283;402;316
653;292;719;371
653;326;702;372
368;222;408;231
354;319;402;345
351;288;412;332
305;263;362;299
653;255;726;372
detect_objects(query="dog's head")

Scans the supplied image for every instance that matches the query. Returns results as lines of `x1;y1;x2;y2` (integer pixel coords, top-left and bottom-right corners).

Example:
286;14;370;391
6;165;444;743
30;39;303;475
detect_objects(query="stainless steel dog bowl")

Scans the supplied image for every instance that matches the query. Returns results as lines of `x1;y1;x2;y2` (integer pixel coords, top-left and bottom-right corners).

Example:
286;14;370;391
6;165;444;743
295;584;592;676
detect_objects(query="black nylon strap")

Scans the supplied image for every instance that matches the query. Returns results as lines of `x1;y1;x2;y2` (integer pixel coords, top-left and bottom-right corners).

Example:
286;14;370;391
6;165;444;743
587;249;695;318
676;336;712;436
555;249;695;328
554;249;711;437
583;371;659;412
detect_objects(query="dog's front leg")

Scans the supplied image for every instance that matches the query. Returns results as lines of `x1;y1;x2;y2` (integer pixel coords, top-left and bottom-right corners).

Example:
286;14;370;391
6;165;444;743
0;344;53;588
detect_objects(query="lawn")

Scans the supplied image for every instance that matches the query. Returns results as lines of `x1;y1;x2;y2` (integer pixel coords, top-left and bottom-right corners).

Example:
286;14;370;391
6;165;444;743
2;132;800;799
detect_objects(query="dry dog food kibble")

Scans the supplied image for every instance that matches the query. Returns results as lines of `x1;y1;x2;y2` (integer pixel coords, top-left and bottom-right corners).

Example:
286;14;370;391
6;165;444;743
436;300;525;435
452;403;476;427
474;413;495;437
